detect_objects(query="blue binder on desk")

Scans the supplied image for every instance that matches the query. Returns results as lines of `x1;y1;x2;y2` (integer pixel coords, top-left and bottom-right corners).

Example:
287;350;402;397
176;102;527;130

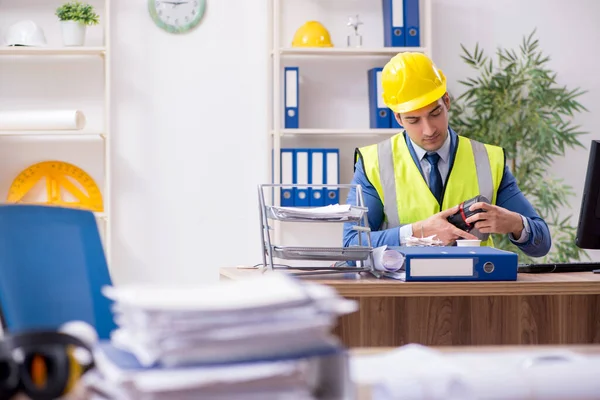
391;247;518;282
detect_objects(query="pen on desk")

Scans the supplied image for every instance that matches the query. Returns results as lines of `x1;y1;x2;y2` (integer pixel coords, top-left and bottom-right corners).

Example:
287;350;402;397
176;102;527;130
593;269;600;274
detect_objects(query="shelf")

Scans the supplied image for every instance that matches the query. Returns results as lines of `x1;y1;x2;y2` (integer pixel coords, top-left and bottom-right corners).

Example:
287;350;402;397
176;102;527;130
0;2;113;265
275;129;400;137
0;47;106;56
0;131;105;138
277;47;426;57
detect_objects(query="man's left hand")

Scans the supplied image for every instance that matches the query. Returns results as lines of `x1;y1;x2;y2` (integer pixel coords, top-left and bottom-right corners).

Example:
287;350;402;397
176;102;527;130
465;202;524;237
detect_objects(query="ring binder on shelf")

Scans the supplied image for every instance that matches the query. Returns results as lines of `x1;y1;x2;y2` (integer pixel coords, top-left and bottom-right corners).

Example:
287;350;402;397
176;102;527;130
284;67;299;129
258;183;380;278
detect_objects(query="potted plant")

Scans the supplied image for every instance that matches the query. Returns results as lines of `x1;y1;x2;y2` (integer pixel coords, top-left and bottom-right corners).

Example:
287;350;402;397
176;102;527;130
449;30;589;263
55;1;100;46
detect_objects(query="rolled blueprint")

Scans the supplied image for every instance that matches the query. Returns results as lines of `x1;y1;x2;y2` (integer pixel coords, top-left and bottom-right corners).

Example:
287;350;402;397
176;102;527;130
0;110;86;130
372;246;405;272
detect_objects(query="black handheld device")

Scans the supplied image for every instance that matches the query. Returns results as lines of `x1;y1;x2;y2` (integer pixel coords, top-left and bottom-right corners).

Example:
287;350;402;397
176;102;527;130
447;195;490;232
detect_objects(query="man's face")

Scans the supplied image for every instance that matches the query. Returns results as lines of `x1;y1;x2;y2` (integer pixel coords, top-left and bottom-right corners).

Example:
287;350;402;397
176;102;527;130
396;94;450;152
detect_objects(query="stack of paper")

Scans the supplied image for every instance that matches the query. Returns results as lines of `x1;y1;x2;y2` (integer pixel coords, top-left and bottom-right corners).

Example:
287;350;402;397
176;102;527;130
268;204;365;221
88;274;357;399
403;235;443;247
351;344;600;400
86;342;340;400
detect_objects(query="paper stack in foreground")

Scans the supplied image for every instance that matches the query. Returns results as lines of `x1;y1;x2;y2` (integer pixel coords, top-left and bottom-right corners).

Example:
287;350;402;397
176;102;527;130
86;273;357;399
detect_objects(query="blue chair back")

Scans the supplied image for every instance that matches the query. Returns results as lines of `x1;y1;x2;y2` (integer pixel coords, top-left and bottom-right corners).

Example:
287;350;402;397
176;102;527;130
0;205;116;339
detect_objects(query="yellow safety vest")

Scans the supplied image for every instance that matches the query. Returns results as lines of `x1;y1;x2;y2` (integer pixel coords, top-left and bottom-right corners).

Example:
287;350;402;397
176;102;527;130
356;132;505;247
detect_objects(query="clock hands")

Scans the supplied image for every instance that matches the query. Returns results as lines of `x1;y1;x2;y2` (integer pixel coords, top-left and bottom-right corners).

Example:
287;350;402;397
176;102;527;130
160;1;189;6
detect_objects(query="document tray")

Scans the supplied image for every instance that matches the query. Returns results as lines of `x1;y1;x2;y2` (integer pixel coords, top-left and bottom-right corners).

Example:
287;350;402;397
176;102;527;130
258;183;377;277
272;246;372;261
265;205;365;222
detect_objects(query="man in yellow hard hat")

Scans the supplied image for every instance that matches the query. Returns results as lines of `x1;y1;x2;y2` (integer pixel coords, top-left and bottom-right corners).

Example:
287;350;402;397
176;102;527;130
343;52;551;257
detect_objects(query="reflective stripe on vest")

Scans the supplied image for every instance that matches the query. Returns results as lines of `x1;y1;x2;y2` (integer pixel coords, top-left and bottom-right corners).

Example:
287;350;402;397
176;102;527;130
377;139;400;229
377;136;496;229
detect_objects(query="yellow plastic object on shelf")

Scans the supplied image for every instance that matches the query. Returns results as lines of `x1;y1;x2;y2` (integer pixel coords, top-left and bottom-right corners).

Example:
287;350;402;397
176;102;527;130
291;21;333;47
7;161;103;212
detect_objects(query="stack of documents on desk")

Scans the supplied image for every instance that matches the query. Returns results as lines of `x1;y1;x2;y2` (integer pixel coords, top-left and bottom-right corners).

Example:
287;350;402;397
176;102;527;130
404;235;443;247
87;341;345;400
351;344;600;400
89;274;357;399
268;204;364;221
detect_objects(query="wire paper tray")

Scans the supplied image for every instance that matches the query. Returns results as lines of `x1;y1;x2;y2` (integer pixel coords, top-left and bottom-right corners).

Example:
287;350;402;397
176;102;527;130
265;205;366;222
258;183;378;277
272;246;372;261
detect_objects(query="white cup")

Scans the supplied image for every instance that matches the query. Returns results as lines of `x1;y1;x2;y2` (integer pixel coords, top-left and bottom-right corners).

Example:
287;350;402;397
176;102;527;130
456;239;482;247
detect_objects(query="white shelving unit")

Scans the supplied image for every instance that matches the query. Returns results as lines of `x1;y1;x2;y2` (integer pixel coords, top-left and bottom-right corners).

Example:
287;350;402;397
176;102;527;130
274;128;400;137
0;0;112;264
268;0;433;208
266;0;433;253
277;46;428;56
0;46;106;56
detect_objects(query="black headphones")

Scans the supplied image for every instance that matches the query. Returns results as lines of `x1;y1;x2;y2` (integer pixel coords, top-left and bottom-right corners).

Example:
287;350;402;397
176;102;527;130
0;330;94;400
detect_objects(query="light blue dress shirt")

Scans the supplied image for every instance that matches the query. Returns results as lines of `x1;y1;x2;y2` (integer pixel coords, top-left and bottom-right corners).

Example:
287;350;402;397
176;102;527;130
410;131;452;186
343;128;551;258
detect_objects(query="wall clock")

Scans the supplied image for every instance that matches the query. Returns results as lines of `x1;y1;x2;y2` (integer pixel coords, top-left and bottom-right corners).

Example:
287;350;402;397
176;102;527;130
148;0;206;34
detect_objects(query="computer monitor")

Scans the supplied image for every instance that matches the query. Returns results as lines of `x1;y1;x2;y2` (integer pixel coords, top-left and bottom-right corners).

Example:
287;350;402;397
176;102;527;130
576;140;600;249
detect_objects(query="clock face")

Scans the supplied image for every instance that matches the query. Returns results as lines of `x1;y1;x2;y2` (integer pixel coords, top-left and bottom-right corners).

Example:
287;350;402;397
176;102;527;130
148;0;206;34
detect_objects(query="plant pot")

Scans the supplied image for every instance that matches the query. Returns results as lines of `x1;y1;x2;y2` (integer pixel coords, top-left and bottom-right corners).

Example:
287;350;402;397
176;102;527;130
60;20;87;46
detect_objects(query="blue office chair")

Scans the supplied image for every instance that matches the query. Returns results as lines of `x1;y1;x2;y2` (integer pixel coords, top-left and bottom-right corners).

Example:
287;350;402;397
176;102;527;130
0;204;117;339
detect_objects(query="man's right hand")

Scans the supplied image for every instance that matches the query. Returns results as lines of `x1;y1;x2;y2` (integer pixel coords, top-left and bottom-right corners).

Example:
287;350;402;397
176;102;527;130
413;206;478;245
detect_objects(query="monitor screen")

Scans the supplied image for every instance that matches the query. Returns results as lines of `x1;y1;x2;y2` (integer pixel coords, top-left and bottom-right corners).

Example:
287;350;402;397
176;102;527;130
576;140;600;249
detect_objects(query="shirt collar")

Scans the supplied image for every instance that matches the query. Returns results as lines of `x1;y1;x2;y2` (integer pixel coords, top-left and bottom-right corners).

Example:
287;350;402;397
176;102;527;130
410;130;451;163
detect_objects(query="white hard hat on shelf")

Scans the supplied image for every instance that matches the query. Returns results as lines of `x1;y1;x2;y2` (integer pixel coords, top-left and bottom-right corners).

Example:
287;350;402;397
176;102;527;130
3;20;47;47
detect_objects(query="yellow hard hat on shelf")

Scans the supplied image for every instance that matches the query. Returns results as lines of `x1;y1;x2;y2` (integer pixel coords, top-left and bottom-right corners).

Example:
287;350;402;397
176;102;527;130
382;52;447;114
292;21;333;47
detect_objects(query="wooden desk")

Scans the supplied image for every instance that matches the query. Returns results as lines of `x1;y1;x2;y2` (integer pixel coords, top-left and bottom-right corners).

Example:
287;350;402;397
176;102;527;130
220;267;600;347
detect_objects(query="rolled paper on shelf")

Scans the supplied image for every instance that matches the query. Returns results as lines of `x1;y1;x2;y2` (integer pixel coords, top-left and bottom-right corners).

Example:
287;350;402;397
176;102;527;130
0;110;86;130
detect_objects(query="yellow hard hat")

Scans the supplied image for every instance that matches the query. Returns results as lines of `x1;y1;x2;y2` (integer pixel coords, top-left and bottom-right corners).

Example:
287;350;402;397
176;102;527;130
292;21;333;47
382;52;447;114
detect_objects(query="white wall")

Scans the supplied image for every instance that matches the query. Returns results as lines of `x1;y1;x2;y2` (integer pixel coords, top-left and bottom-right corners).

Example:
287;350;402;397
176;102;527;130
110;0;269;284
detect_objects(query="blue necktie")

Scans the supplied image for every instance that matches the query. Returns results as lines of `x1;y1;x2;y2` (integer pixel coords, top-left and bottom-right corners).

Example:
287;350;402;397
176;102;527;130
425;152;443;205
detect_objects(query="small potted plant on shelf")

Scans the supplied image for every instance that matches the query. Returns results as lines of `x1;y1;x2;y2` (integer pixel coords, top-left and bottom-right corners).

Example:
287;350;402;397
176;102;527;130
55;1;100;46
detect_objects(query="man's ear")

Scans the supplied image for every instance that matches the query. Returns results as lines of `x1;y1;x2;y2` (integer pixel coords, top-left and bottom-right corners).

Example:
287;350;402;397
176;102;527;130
443;93;451;111
394;112;403;126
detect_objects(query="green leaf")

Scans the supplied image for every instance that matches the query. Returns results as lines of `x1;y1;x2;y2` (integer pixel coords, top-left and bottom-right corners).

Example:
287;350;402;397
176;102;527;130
449;30;588;263
55;1;100;25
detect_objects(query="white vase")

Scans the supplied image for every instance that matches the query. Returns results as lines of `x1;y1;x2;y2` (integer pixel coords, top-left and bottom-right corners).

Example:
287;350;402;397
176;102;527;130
60;20;87;46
